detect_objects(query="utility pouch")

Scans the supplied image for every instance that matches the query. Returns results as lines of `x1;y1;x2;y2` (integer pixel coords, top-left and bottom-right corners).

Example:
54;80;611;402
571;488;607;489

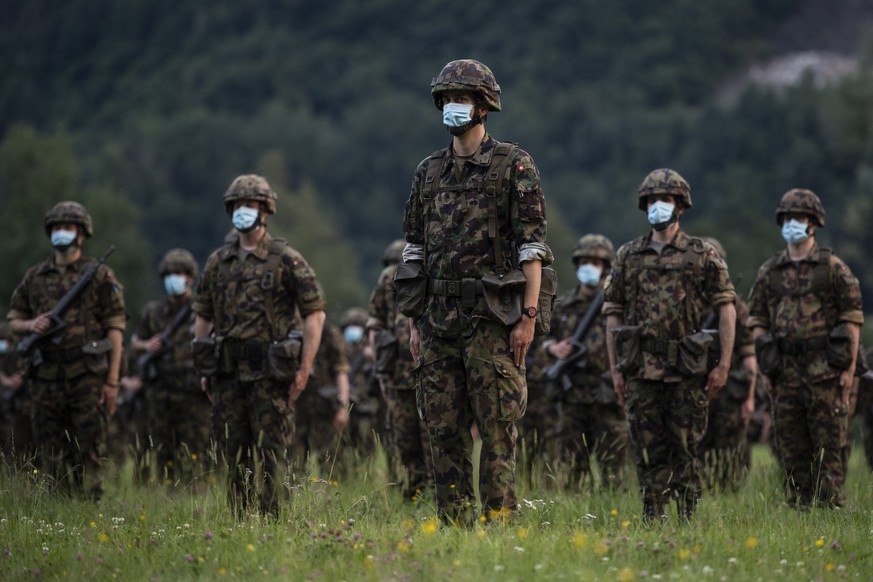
81;338;112;375
315;384;342;416
268;333;302;382
536;267;558;336
393;262;428;318
725;367;753;400
192;336;219;377
754;333;781;378
613;325;642;376
597;371;618;404
826;324;853;371
677;331;716;377
374;329;399;375
481;269;526;326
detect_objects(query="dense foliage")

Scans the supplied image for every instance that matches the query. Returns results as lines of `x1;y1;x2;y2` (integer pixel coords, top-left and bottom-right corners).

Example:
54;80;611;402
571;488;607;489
3;0;873;324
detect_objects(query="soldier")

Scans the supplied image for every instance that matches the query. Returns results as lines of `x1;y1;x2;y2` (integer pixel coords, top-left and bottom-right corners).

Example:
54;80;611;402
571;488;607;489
341;307;381;456
604;170;737;522
747;189;863;508
0;322;33;461
193;175;326;517
7;201;125;499
131;248;210;487
696;238;758;491
398;59;553;524
543;234;628;491
368;239;433;500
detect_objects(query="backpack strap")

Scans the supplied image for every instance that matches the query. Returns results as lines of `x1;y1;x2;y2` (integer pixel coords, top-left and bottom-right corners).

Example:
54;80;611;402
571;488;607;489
767;247;837;326
485;142;517;275
262;238;289;338
683;238;708;331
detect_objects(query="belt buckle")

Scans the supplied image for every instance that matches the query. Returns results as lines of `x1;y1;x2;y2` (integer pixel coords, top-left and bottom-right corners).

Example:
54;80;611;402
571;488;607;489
445;280;460;296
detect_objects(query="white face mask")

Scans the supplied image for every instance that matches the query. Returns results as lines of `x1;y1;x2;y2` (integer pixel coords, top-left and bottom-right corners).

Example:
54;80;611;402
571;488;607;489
781;219;809;245
647;201;676;229
343;325;364;344
442;102;473;128
50;229;78;252
576;264;603;287
232;206;260;232
0;340;8;354
163;274;188;296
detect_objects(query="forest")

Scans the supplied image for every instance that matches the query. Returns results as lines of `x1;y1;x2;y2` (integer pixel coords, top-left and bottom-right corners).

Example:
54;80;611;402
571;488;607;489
2;0;873;326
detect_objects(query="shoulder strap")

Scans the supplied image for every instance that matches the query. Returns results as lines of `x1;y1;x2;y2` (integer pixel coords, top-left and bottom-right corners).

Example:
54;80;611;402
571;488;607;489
485;142;517;275
683;237;708;330
421;149;448;201
262;239;289;338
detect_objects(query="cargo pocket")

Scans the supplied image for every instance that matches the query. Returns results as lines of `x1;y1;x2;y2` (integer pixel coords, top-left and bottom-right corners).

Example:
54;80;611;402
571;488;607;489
81;338;112;375
393;262;428;318
267;336;302;382
493;357;527;423
677;331;716;377
192;337;219;376
613;325;642;376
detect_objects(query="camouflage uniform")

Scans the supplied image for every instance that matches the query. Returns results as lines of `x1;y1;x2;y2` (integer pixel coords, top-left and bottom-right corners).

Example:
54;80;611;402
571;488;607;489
7;202;125;498
518;336;561;482
402;60;553;523
293;322;349;468
0;323;33;460
341;308;382;455
368;245;433;500
747;190;863;507
193;175;326;516
604;170;736;520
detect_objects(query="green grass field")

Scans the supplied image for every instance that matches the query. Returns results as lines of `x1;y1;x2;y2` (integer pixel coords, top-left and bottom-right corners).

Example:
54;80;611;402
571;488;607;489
0;444;870;581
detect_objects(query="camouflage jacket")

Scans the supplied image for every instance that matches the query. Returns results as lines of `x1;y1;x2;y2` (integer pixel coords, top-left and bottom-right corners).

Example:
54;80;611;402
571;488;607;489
7;255;125;378
704;298;754;367
134;297;196;379
747;242;863;384
367;263;415;382
402;134;552;338
603;229;736;382
193;232;326;341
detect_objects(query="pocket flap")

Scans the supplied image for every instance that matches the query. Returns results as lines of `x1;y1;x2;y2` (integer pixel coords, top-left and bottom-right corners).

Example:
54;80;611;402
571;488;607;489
81;338;112;355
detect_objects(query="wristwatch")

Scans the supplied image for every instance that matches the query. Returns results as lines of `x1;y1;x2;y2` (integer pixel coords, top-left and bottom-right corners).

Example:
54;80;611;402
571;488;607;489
522;306;538;319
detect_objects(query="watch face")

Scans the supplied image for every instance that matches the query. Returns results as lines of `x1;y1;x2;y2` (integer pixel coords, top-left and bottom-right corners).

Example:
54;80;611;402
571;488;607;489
524;306;537;318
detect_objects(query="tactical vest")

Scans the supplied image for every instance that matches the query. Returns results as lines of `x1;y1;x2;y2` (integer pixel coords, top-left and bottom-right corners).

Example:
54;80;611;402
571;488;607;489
766;247;838;328
625;236;710;335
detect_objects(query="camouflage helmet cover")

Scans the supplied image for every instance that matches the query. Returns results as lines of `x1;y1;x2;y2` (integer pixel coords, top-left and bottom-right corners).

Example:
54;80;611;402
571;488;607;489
431;59;501;112
637;168;692;210
223;174;277;215
340;307;368;329
703;237;727;260
382;239;406;266
572;234;616;265
159;248;199;278
775;188;825;227
43;201;94;238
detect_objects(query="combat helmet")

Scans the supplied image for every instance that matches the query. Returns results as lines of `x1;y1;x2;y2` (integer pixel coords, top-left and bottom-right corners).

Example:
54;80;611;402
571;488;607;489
159;248;198;278
637;169;692;210
775;188;825;227
43;201;93;238
382;239;406;266
572;234;616;266
431;59;502;112
340;307;369;329
703;237;727;260
223;174;277;215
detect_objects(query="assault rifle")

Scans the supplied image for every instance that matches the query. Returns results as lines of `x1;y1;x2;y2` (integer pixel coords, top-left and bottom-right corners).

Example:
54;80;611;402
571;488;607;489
136;302;193;381
17;246;115;358
543;288;605;392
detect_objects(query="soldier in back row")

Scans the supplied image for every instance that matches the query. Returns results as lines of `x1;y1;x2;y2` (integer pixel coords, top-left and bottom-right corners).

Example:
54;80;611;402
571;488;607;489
0;322;32;461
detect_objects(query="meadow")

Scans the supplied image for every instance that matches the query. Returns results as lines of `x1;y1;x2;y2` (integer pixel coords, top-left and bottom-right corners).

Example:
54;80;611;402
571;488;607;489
0;445;870;581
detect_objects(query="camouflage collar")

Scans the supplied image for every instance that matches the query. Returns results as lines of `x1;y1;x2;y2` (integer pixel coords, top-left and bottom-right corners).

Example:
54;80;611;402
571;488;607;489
449;134;498;167
773;240;821;266
36;255;86;275
632;228;689;253
220;232;274;262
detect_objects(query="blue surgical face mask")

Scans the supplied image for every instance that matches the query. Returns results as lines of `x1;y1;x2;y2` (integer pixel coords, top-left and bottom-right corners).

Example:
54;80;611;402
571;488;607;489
576;264;603;287
442;102;473;128
781;219;809;245
343;325;364;344
0;340;9;354
647;201;676;230
232;206;260;232
163;274;188;296
50;229;78;253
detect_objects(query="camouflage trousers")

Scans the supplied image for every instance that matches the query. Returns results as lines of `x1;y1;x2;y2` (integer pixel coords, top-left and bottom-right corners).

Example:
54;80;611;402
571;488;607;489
698;390;750;492
383;380;433;500
211;374;294;517
418;320;526;524
2;387;34;460
30;371;107;499
559;399;628;491
146;375;212;486
292;385;340;469
626;378;708;511
517;379;561;475
771;377;847;507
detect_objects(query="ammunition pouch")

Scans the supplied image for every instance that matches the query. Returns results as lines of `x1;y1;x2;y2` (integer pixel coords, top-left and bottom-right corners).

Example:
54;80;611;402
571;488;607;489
81;338;112;375
724;367;753;400
267;334;302;382
393;262;428;318
677;331;718;378
374;329;399;375
827;324;853;371
613;325;642;376
754;333;781;378
192;336;219;377
481;270;525;326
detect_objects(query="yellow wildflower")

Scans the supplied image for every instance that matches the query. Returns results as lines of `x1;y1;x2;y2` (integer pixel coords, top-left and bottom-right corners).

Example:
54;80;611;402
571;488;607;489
746;537;758;549
815;538;825;548
678;548;690;560
517;527;529;540
617;568;635;582
246;543;256;552
572;532;588;549
421;518;439;535
97;533;109;543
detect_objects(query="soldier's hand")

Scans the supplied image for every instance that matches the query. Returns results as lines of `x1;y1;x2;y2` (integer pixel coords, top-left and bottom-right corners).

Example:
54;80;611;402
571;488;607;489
288;368;308;405
146;336;163;353
548;339;574;360
30;312;52;334
510;318;536;368
409;325;421;362
706;364;729;401
839;369;854;406
201;377;213;403
332;407;348;434
7;372;24;391
100;383;119;416
741;396;755;425
611;369;628;413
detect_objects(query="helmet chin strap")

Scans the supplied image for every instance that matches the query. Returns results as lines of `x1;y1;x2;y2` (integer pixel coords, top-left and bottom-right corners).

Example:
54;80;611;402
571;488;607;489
652;213;678;232
447;108;484;136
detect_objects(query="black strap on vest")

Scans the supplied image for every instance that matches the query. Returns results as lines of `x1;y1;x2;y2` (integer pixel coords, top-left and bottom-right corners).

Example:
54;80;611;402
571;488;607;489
767;247;836;326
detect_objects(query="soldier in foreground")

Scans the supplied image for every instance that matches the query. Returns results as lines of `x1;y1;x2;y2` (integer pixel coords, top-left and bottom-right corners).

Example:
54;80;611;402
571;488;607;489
7;201;125;499
131;248;209;487
747;189;862;508
604;170;736;522
397;59;553;524
193;175;326;516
